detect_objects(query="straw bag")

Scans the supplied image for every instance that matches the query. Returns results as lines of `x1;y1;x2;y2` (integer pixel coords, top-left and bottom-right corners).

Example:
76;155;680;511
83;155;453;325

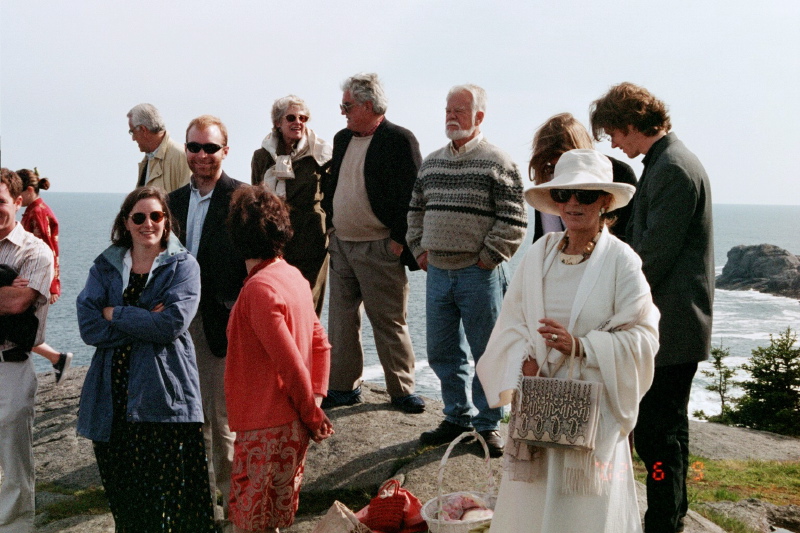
421;431;497;533
311;501;372;533
510;336;602;452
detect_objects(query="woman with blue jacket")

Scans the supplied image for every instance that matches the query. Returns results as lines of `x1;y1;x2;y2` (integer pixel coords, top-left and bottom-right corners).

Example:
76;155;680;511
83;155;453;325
77;186;214;532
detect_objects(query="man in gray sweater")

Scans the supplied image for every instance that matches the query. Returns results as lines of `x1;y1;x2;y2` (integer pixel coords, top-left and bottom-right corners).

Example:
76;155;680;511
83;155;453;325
407;84;527;457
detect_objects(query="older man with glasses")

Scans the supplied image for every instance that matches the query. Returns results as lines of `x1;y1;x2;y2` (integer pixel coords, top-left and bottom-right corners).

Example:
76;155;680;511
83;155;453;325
127;103;191;192
321;72;425;414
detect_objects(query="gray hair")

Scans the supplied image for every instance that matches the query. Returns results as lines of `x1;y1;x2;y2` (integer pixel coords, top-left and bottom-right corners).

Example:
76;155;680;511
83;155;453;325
341;73;388;115
127;103;166;133
447;84;487;114
271;95;311;128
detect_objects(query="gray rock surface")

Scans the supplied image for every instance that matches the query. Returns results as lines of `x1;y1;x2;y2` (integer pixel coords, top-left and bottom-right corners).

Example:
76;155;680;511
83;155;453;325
717;244;800;299
699;499;800;533
30;367;799;532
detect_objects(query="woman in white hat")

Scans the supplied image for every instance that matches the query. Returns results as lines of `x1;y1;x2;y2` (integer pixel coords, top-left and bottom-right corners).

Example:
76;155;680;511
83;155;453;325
477;149;660;533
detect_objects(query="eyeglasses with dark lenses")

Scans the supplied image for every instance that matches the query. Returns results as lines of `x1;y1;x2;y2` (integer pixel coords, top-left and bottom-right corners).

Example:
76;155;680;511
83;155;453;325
550;189;605;205
339;102;355;113
186;142;223;154
285;114;309;123
129;211;166;225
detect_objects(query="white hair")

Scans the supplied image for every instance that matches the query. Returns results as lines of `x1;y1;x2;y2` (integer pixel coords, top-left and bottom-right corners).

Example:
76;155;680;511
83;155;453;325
341;73;388;115
127;103;166;133
447;84;487;114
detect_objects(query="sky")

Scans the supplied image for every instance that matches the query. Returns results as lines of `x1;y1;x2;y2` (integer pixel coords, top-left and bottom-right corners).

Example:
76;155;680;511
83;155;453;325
1;1;798;204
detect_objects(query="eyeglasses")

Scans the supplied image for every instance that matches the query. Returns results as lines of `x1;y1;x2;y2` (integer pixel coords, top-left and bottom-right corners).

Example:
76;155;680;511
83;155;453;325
285;114;309;123
129;211;165;225
128;126;140;136
186;142;224;154
339;102;356;113
550;189;606;205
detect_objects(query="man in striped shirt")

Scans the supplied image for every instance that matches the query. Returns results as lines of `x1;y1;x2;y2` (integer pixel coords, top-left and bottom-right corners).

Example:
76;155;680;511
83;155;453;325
0;167;54;532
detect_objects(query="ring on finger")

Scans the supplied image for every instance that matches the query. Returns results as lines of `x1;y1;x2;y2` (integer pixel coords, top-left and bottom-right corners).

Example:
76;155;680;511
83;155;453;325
550;334;558;342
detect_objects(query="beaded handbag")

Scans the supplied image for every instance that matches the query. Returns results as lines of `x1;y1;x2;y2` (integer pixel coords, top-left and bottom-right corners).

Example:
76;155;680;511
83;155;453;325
510;336;602;452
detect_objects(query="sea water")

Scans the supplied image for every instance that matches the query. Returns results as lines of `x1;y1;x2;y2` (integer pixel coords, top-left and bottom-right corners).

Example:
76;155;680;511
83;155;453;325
27;194;800;418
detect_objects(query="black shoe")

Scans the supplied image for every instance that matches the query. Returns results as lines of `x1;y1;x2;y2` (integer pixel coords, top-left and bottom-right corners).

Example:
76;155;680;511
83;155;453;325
321;387;363;409
420;420;473;447
391;393;426;414
53;352;73;386
675;516;686;532
477;430;504;458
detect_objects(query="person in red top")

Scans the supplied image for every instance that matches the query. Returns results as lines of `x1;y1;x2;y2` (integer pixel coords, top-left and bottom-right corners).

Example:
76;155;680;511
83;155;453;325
18;168;73;384
225;185;333;533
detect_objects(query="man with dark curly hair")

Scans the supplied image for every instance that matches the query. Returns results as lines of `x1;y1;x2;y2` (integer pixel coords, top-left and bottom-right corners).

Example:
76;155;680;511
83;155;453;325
590;83;714;533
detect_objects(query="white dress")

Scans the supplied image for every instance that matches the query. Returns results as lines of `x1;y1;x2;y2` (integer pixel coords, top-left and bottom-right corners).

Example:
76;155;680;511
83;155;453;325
476;228;660;533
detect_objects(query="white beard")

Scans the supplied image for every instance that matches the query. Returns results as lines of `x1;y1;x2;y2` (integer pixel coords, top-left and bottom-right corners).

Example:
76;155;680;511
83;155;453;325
446;124;476;141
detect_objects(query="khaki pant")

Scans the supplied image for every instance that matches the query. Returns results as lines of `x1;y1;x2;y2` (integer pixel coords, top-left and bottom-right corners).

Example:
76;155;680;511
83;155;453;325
189;315;235;521
327;234;416;398
0;357;37;533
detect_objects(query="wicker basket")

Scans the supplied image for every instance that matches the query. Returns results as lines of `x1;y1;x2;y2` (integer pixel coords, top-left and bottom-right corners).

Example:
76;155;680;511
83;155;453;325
421;431;498;533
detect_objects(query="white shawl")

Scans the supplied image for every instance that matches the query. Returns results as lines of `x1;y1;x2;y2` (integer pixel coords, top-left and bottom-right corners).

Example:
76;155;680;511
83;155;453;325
476;228;659;490
259;129;332;197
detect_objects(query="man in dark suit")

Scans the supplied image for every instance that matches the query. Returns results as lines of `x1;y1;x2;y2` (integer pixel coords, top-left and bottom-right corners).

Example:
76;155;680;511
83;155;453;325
167;115;246;525
591;82;714;533
321;72;425;414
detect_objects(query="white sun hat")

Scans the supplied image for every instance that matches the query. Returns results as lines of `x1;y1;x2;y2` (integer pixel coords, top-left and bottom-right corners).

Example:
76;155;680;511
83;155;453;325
524;149;636;215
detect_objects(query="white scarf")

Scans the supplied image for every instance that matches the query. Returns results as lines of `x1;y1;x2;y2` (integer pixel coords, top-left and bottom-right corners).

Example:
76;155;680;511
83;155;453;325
260;129;332;198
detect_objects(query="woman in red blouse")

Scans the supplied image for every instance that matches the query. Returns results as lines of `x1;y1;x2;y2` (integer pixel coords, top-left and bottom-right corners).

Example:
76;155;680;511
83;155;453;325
18;168;72;383
225;185;333;533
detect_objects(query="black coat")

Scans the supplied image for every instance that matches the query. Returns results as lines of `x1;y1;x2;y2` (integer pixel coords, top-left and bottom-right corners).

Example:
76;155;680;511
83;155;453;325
323;119;422;270
168;172;247;357
626;132;714;366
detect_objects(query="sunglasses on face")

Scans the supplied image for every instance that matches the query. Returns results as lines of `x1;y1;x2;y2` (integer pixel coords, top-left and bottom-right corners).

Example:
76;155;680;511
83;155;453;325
129;211;165;225
186;142;224;154
550;189;605;205
285;114;309;123
339;102;356;113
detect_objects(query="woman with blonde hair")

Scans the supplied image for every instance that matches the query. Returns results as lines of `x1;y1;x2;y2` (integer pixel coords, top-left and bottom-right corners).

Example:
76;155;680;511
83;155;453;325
529;113;636;243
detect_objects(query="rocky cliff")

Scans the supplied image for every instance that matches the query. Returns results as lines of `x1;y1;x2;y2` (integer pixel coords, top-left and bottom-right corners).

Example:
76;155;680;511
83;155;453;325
717;244;800;299
28;368;800;532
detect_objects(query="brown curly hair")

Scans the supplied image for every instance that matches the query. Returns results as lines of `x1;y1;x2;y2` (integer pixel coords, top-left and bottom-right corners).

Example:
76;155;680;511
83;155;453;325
227;186;293;260
589;82;671;140
0;168;22;198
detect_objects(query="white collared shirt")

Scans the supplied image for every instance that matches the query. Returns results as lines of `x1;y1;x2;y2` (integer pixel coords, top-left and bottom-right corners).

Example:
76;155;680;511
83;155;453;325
449;132;484;156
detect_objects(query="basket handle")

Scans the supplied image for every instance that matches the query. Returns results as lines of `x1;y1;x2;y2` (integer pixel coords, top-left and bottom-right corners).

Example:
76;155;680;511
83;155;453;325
435;431;497;519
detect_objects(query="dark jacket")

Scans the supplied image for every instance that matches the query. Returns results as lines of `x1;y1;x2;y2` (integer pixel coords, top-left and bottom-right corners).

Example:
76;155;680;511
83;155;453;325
626;132;714;366
322;119;422;270
76;235;203;442
532;156;637;243
168;172;247;357
0;264;38;351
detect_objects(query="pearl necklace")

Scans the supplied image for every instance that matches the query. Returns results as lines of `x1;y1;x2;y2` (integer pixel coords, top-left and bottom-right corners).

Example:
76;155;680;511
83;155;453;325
558;230;601;265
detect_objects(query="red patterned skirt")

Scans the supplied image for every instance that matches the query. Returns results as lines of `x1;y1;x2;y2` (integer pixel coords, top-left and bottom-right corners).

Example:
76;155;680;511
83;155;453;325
229;419;310;530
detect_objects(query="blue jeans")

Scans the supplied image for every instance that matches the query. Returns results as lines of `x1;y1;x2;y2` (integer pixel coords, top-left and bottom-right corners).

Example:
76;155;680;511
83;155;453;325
426;264;507;432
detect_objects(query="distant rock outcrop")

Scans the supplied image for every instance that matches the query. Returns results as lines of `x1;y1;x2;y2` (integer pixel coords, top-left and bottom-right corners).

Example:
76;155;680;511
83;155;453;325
716;244;800;299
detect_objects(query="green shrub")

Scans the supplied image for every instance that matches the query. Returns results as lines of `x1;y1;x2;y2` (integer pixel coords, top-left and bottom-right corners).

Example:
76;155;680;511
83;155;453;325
730;328;800;436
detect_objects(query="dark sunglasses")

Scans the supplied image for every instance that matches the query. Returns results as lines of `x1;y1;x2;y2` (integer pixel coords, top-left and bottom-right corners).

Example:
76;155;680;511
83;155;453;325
129;211;165;225
186;142;224;154
285;114;309;123
339;102;356;113
550;189;606;205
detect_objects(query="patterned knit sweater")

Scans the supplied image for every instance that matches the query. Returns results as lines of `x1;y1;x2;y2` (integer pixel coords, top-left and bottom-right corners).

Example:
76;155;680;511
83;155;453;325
407;138;527;270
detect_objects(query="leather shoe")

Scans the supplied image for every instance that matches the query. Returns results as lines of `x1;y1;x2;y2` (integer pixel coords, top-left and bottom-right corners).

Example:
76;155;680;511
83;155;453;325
321;387;363;409
477;430;504;458
420;420;473;447
391;393;426;413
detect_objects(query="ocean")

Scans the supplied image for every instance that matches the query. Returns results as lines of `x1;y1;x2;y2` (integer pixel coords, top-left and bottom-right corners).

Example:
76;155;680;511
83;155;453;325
25;194;800;418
